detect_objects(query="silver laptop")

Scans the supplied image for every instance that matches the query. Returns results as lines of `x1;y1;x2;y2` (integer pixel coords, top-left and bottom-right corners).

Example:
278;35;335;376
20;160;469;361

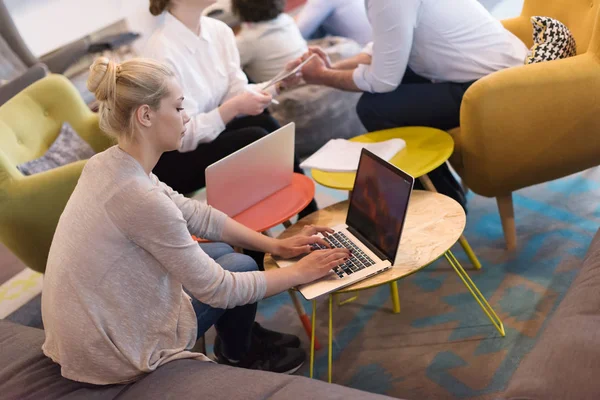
205;122;295;217
278;149;414;300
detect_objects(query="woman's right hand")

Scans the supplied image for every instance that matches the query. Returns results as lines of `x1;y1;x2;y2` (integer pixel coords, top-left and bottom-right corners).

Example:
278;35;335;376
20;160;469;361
232;90;272;116
293;248;351;285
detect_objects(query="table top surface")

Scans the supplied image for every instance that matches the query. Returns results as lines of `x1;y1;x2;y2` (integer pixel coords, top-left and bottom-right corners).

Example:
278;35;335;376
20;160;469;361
264;190;466;293
311;127;454;191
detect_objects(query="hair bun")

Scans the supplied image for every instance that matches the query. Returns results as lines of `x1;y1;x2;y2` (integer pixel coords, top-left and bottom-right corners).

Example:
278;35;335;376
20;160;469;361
87;57;118;102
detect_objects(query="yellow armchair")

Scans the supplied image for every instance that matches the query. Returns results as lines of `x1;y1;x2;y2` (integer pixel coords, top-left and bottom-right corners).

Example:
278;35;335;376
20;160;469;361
450;0;600;250
0;74;113;273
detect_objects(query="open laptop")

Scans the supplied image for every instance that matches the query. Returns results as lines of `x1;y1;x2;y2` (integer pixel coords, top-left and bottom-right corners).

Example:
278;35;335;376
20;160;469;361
278;149;415;300
205;122;295;217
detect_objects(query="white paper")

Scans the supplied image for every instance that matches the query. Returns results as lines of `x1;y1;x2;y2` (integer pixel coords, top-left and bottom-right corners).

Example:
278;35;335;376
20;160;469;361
299;138;406;172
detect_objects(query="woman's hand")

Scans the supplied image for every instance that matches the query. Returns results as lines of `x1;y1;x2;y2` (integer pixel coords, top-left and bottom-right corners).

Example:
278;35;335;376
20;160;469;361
300;51;329;85
273;225;334;259
293;248;351;285
307;46;332;68
232;89;272;116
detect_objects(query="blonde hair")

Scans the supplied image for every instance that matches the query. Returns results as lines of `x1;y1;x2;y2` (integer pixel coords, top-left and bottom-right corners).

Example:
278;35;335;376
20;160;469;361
87;57;174;141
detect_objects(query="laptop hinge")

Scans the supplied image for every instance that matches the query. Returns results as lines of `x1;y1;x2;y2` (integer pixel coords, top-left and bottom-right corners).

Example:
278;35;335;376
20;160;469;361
346;226;389;261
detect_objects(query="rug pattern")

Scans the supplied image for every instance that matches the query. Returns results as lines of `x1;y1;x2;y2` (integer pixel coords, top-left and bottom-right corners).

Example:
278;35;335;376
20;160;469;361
248;169;597;399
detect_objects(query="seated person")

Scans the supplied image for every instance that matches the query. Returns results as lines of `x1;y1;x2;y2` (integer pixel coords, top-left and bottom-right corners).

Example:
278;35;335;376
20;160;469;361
297;0;529;210
295;0;372;45
232;0;307;83
143;0;316;218
41;56;351;384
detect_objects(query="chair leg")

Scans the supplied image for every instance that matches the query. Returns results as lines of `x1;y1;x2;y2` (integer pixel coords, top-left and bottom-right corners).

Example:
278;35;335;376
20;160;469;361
496;194;517;251
288;290;321;350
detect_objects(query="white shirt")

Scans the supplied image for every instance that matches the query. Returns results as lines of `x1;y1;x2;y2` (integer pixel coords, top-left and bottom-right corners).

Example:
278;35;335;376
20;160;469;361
353;0;529;93
237;14;308;83
143;13;275;151
296;0;372;45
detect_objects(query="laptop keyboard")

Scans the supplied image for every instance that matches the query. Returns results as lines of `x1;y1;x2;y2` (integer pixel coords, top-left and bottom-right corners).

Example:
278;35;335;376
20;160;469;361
311;231;376;278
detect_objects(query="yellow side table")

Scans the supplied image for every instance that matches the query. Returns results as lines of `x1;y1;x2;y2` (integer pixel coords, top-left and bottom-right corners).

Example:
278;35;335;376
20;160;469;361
311;127;481;314
265;191;505;383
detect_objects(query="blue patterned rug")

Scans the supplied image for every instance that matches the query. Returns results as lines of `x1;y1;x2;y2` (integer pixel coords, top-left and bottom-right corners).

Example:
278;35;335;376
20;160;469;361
246;168;597;399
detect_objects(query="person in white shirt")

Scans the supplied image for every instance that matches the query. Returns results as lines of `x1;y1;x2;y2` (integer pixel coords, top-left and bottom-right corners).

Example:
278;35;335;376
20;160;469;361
295;0;372;45
233;0;307;83
297;0;529;210
143;0;317;218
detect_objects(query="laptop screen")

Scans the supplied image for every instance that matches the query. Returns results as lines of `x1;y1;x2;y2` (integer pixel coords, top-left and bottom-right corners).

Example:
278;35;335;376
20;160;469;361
346;149;414;261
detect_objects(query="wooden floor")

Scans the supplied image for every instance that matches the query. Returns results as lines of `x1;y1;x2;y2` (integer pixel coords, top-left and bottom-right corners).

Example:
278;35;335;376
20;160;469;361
0;243;26;285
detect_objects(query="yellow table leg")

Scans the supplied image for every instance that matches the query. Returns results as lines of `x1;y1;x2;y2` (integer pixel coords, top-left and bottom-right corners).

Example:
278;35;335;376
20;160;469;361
328;294;333;383
458;235;482;270
336;293;359;306
420;174;482;270
444;250;505;337
389;281;401;313
310;299;316;378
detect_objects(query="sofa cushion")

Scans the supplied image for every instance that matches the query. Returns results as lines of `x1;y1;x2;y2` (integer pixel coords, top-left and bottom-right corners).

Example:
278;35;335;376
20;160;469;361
526;16;577;64
0;320;397;400
503;230;600;400
16;122;95;176
0;321;123;400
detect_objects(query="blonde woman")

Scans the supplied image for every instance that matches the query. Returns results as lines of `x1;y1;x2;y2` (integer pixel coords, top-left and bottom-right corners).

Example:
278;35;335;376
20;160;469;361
41;57;350;384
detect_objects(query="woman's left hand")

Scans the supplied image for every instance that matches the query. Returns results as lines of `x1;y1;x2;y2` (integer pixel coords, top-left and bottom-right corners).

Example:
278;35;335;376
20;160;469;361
273;225;334;259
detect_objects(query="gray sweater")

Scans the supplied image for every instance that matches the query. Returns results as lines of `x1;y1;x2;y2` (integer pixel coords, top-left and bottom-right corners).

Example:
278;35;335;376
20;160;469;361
42;146;267;384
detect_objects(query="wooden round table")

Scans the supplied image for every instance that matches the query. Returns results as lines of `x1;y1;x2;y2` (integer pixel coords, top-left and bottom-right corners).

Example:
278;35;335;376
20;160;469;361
265;191;505;382
309;126;482;272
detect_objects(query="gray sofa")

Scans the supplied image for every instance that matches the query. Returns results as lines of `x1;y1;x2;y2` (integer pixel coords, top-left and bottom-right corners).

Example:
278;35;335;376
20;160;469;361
0;320;395;400
502;229;600;400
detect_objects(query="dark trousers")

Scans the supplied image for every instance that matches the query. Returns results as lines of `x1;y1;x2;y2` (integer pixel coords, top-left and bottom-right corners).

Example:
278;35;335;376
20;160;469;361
190;243;257;359
356;68;475;208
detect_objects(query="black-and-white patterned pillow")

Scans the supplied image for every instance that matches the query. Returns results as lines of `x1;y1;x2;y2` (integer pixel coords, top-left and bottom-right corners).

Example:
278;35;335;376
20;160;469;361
17;122;95;175
526;16;577;64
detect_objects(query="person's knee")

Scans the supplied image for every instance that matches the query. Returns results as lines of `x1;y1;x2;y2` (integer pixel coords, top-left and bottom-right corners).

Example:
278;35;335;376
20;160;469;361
199;242;235;260
217;253;259;273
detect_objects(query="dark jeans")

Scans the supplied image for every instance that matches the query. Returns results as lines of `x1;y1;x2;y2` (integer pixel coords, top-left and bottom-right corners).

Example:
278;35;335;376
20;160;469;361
190;242;257;360
356;68;475;208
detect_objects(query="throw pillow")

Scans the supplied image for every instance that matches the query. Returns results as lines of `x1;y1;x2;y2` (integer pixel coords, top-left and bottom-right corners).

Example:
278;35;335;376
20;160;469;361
526;16;577;64
17;122;95;175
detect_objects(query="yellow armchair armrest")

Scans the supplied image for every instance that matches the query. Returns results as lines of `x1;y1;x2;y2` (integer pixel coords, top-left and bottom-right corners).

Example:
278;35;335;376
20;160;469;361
0;160;86;272
457;53;600;197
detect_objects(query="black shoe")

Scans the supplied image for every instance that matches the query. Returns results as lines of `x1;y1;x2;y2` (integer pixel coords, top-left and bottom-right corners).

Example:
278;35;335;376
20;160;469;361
214;334;306;374
252;322;301;348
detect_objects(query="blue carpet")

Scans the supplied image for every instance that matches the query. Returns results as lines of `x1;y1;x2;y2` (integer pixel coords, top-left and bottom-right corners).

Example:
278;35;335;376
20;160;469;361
250;168;598;399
